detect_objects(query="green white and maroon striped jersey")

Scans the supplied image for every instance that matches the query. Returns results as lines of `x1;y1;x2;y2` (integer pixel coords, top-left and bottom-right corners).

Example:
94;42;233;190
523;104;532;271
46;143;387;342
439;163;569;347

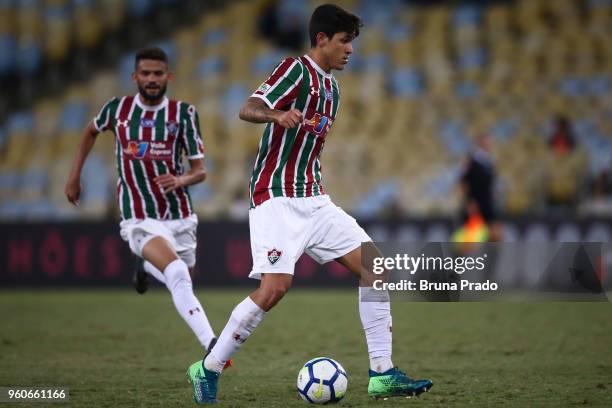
249;55;340;208
93;95;204;220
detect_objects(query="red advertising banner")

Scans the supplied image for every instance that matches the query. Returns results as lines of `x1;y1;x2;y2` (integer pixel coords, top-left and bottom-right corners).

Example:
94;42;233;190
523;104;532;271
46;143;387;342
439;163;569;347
0;218;610;286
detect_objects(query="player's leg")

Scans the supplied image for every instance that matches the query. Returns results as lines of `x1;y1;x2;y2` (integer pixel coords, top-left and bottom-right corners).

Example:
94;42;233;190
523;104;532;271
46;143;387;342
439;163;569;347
119;214;217;351
133;216;200;292
133;255;196;294
307;198;432;398
132;256;167;294
140;236;216;351
188;197;306;404
336;243;394;373
204;273;292;372
336;245;432;397
132;256;150;294
188;273;293;404
305;199;394;374
250;272;293;311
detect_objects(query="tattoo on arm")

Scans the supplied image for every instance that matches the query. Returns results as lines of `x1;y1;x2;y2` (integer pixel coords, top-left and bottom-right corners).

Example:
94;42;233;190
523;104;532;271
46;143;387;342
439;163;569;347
239;97;278;124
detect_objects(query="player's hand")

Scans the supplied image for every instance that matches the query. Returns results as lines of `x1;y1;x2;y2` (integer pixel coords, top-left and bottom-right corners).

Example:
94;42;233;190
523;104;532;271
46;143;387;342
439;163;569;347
65;178;82;206
274;109;302;129
154;173;184;193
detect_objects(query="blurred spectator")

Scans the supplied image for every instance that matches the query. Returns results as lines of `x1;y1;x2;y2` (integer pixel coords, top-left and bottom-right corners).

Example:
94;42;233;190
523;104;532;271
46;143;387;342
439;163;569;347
459;133;502;241
579;161;612;216
258;1;279;41
592;166;612;199
549;115;576;155
258;0;305;51
546;116;585;209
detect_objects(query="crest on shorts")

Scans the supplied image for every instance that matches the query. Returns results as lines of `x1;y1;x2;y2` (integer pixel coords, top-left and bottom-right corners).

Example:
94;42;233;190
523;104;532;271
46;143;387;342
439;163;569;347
267;248;282;265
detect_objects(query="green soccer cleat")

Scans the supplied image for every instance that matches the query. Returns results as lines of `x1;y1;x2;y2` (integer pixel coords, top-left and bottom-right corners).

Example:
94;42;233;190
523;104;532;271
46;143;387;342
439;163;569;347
187;360;219;404
368;367;433;399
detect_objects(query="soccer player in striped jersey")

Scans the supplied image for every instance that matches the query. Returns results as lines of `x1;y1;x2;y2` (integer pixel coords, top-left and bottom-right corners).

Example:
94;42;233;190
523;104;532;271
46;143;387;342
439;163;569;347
187;4;432;404
65;47;220;356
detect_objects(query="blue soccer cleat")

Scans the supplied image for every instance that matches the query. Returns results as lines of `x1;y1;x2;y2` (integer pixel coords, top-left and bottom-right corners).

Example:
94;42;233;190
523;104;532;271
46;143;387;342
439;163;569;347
187;360;219;404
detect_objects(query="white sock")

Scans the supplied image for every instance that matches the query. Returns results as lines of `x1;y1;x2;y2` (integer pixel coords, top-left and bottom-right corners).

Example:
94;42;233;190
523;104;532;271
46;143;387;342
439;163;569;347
204;296;265;373
144;261;166;284
359;287;393;373
164;259;215;349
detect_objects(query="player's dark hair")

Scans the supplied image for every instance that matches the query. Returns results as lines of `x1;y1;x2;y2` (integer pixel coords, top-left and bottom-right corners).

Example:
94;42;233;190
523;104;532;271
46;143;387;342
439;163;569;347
134;47;169;69
309;4;362;47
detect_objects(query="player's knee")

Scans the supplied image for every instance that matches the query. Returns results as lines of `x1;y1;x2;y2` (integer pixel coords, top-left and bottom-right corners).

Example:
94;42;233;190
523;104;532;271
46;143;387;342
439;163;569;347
164;259;192;292
258;285;289;310
269;285;290;302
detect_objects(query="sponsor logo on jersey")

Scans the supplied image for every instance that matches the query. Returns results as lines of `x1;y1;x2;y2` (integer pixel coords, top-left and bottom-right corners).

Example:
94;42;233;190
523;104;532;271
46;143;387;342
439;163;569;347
303;113;331;135
267;248;282;265
123;141;173;161
148;141;173;161
325;89;333;101
124;141;149;159
116;119;130;128
166;121;178;136
310;86;320;97
140;118;156;128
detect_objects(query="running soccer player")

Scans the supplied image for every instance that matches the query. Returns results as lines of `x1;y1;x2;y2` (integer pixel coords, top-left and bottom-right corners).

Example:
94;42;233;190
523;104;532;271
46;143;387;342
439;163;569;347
187;4;432;404
65;47;219;355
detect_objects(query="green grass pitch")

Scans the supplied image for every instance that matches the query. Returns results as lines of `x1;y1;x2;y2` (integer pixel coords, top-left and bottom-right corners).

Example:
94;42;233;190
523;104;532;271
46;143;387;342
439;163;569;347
1;289;611;407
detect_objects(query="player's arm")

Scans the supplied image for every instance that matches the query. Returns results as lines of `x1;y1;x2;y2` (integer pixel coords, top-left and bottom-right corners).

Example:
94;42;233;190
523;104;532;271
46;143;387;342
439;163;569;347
156;103;207;193
240;57;304;128
239;97;302;129
154;159;207;193
64;122;100;206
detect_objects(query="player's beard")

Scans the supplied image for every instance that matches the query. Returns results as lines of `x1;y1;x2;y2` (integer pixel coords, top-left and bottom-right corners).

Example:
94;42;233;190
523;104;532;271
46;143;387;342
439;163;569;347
138;83;167;103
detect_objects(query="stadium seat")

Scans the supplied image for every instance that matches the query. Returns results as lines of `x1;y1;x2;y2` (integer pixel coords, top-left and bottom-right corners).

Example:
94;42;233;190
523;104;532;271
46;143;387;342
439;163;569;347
2;0;610;220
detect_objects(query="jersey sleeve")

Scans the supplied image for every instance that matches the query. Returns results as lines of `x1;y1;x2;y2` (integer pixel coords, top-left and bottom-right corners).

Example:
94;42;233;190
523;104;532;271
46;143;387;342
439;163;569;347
251;57;303;109
180;103;205;160
92;97;118;133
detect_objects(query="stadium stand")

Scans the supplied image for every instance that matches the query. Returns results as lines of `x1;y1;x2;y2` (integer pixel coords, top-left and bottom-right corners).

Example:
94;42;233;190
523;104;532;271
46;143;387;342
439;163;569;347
0;0;611;220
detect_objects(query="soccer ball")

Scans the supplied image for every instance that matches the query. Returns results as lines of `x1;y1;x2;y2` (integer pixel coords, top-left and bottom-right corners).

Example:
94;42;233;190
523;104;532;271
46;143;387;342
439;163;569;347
297;357;348;404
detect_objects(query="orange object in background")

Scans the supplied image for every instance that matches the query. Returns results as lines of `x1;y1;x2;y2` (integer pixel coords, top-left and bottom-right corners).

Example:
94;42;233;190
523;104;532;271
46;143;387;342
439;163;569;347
452;213;489;243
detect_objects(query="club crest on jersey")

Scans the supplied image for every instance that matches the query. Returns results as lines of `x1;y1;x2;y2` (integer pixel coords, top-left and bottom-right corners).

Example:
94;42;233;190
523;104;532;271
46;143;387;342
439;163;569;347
325;89;333;101
166;121;178;136
124;141;149;159
303;113;331;135
267;248;282;265
140;118;155;128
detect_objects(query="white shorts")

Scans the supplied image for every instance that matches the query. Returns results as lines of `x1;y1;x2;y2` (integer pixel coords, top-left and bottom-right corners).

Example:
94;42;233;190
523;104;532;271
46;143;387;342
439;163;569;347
248;195;371;279
119;214;198;267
